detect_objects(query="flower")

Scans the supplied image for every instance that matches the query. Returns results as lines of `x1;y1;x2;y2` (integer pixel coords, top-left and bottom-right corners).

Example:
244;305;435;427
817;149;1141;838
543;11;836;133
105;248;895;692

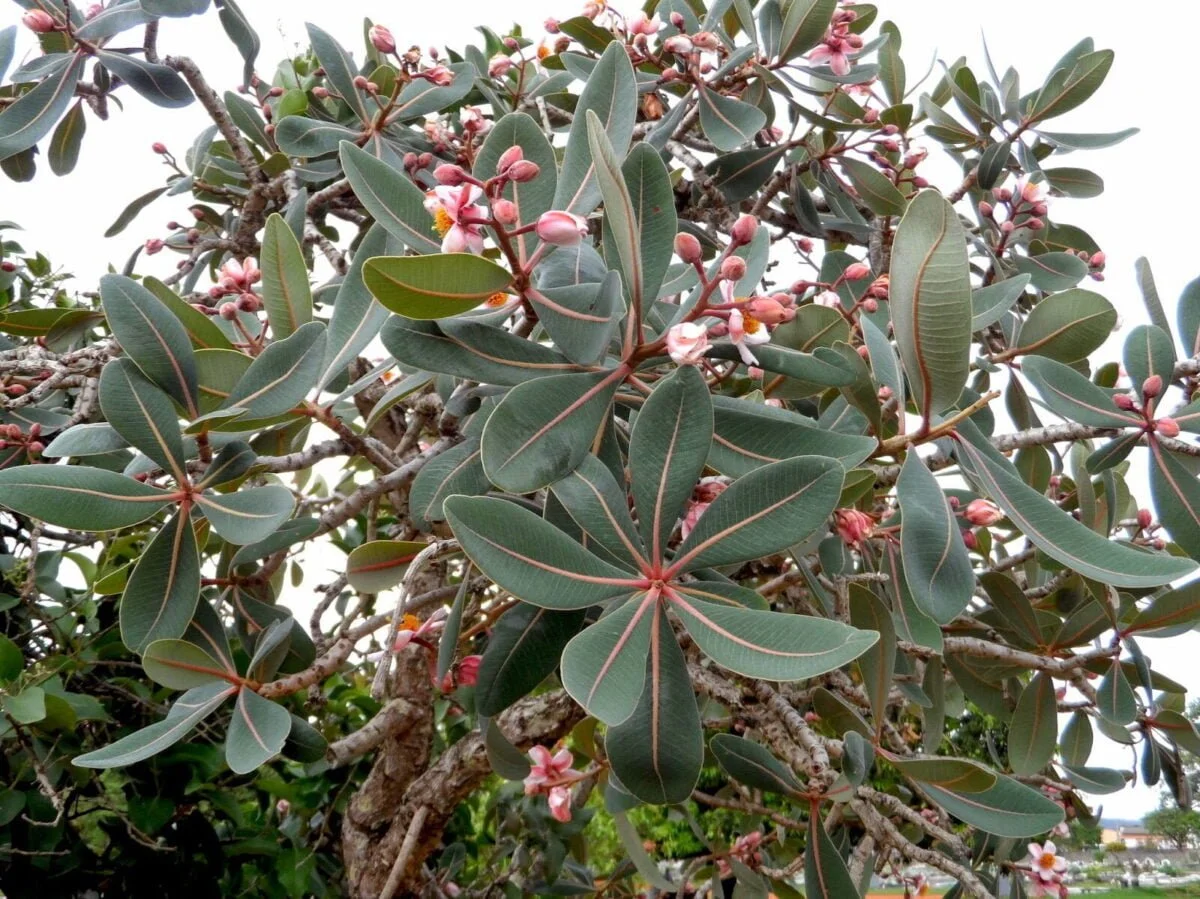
727;307;770;366
814;289;842;308
964;498;1004;526
459;105;490;134
909;874;930;897
536;210;588;246
731;214;759;245
393;607;449;652
663;35;694;54
808;37;852;76
1028;841;1067;883
835;508;874;546
745;295;794;325
1013;174;1049;206
369;24;396;54
843;261;871;280
144;238;164;255
524;745;576;794
666;322;711;366
547;785;572;822
216;256;261;295
456;654;482;687
626;11;663;36
488;54;514;77
424;184;487;254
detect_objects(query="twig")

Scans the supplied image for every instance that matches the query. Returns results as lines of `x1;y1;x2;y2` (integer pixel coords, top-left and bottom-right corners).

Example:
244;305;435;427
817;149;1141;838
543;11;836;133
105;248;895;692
380;805;429;899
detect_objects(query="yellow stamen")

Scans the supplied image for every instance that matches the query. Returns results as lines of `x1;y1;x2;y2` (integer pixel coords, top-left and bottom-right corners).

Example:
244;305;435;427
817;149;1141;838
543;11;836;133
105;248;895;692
536;43;551;60
431;207;454;237
1037;854;1057;870
400;613;421;631
742;313;763;334
485;292;510;307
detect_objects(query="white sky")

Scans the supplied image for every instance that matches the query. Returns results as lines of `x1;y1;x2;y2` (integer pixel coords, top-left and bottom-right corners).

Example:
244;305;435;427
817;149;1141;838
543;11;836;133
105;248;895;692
3;1;1199;820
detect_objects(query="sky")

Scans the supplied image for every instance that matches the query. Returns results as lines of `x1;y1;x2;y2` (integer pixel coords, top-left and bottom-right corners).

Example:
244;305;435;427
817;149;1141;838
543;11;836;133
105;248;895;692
3;1;1199;820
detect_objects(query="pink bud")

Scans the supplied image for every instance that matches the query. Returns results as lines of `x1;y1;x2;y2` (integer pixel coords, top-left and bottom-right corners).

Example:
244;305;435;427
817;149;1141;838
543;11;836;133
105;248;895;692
434;164;469;185
506;160;541;182
978;201;993;218
674;233;702;264
0;262;14;273
536;211;588;246
489;54;514;78
547;785;572;823
843;262;871;281
1026;217;1045;231
797;238;814;253
313;86;330;99
219;302;239;321
236;293;260;312
144;238;164;255
663;34;693;54
962;529;978;550
544;17;560;33
834;508;874;546
666;322;710;366
1142;375;1163;399
691;31;720;50
720;256;747;282
862;297;878;313
964;498;1004;527
369;24;396;54
1137;508;1153;530
496;145;524;173
1000;221;1015;234
1090;251;1106;268
152;142;168;155
730;214;759;246
5;384;25;397
492;198;518;225
423;65;455;86
1113;393;1138;411
457;654;482;687
22;10;56;32
1156;417;1181;438
27;441;43;454
276;799;290;816
353;75;370;89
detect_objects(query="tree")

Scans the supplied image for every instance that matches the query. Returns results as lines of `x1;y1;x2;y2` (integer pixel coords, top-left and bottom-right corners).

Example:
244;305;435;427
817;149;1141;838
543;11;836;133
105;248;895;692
0;1;1199;897
1143;807;1200;851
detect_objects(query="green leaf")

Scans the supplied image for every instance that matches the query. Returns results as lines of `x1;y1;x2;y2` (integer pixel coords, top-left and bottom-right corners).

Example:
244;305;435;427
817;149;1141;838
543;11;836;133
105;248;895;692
306;24;369;123
3;687;45;725
1096;657;1137;725
919;772;1065;838
0;465;173;530
697;84;767;151
897;452;975;624
74;682;235;768
1125;581;1200;637
96;50;193;108
606;601;703;804
980;572;1044;647
391;62;474;120
143;276;232;350
225;688;291;774
1124;324;1175;410
889;189;972;416
848;584;896;734
1008;672;1057;775
954;424;1196;588
142;638;233;690
553;41;637;216
550;455;647;569
409;439;489;528
0;26;16;85
630;366;712;564
1014;288;1115;363
120;511;200;653
561;594;654;726
671;455;845;572
1149;439;1200;563
0;635;21;683
976;139;1011;190
778;0;837;62
283;714;327;763
195;485;295;545
365;254;512;320
805;811;860;899
47;100;85;176
839;157;907;216
612;140;677;318
527;274;622;367
1021;356;1140;428
482;716;531;780
274;116;361;156
711;733;804;795
670;591;876;680
1060;709;1093;766
99;358;187;481
338;143;441;254
585;111;645;326
1035;127;1138;150
217;0;258;86
103;186;168;238
481;368;625;493
444;495;637;610
1061;764;1126;795
704;145;787;204
219;320;326;419
0;52;83;160
345;540;427;593
882;754;997;792
196;440;257;489
1012;252;1088;293
971;274;1030;330
1152;709;1200;756
1028;49;1113;123
259;214;313;339
101;274;199;418
476;603;587;716
613;812;678;891
1044;166;1104;198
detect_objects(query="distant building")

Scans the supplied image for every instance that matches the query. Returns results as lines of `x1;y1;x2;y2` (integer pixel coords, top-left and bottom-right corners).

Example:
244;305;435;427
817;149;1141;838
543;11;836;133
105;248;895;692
1100;825;1161;850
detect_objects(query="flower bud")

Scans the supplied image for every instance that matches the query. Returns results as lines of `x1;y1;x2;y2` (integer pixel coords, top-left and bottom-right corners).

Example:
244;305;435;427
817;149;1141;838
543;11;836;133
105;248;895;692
27;441;43;454
369;24;396;54
797;238;814;253
144;238;164;255
670;11;686;29
219;302;239;321
236;293;260;312
1090;251;1106;268
22;10;56;32
312;85;330;99
488;54;514;78
353;75;369;89
544;16;560;33
964;498;1004;526
506;160;541;182
674;232;702;265
843;262;871;281
745;296;790;325
962;529;978;550
730;214;759;246
434;164;469;185
1026;217;1045;231
663;34;693;54
978;201;993;218
276;799;291;816
0;261;14;273
862;297;878;313
691;31;720;50
1157;417;1181;438
1113;393;1138;411
1142;375;1163;399
457;654;482;688
496;145;524;174
720;256;747;282
5;384;26;396
834;508;874;546
152;142;169;155
492;198;519;225
1000;221;1015;234
1137;508;1153;530
536;210;588;246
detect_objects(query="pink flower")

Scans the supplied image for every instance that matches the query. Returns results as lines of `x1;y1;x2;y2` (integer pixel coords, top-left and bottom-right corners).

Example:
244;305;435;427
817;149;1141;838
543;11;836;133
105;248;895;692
731;214;759;245
808;37;852;76
666;322;711;366
1028;841;1067;883
422;65;455;86
369;24;396;54
964;498;1004;526
144;238;165;255
216;256;261;295
745;295;794;325
393;607;449;653
459;105;490;134
488;54;514;78
626;12;663;36
663;35;694;54
835;508;874;546
425;184;487;254
814;289;842;308
680;500;710;541
536;211;588;246
547;785;572;822
524;745;576;794
1013;174;1049;205
843;262;871;280
456;654;482;687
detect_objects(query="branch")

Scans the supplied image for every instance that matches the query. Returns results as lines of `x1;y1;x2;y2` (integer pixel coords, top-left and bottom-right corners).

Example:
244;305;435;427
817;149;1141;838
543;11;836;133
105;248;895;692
327;697;418;768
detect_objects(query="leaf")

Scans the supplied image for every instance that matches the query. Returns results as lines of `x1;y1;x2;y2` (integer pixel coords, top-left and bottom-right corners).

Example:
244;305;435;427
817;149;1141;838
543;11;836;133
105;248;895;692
219;320;326;419
610;140;677;318
671;455;845;572
259;214;313;339
897;452;975;624
1008;673;1057;775
3;687;45;725
74;682;235;768
704;145;787;204
919;772;1064;838
217;0;258;87
225;688;291;774
889;189;972;416
474;112;558;261
306;24;370;123
99;358;187;481
476;603;587;716
1149;439;1200;563
1152;709;1200;756
274;116;361;156
364;254;512;319
561;595;654;726
101;274;199;417
670;591;876;680
882;754;996;792
390;62;474;120
480;368;625;494
345;540;427;593
338;143;441;255
1021;356;1140;428
954;424;1196;588
839;157;907;216
971;274;1030;330
0;635;21;683
1035;127;1138;150
550;455;647;569
1013;251;1088;293
527;274;622;367
1028;49;1113;123
711;733;804;796
1096;657;1137;725
805;811;859;899
409;439;489;528
848;585;896;734
444;495;637;610
1124;581;1200;636
1061;764;1126;795
0;465;173;530
1044;166;1104;199
778;0;837;62
119;511;200;653
195;485;295;545
697;84;767;151
197;440;257;489
553;41;637;216
585;111;645;326
613;813;678;892
1060;709;1093;766
142;638;232;690
47;100;85;176
606;601;704;804
142;277;232;350
0;52;83;161
1124;324;1176;407
97;51;193;108
0;26;16;85
630;366;712;565
1013;288;1115;362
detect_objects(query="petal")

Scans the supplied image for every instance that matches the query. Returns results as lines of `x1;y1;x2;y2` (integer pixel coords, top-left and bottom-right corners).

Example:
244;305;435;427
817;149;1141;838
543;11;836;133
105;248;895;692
528;745;552;768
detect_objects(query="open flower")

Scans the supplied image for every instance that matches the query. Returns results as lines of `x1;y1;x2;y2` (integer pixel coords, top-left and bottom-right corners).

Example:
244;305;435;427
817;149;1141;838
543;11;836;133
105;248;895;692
1028;841;1067;883
1013;174;1049;206
547;785;572;822
393;607;449;652
425;184;487;254
835;508;874;546
727;308;770;365
626;11;663;36
666;322;711;365
808;35;852;75
524;745;576;794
